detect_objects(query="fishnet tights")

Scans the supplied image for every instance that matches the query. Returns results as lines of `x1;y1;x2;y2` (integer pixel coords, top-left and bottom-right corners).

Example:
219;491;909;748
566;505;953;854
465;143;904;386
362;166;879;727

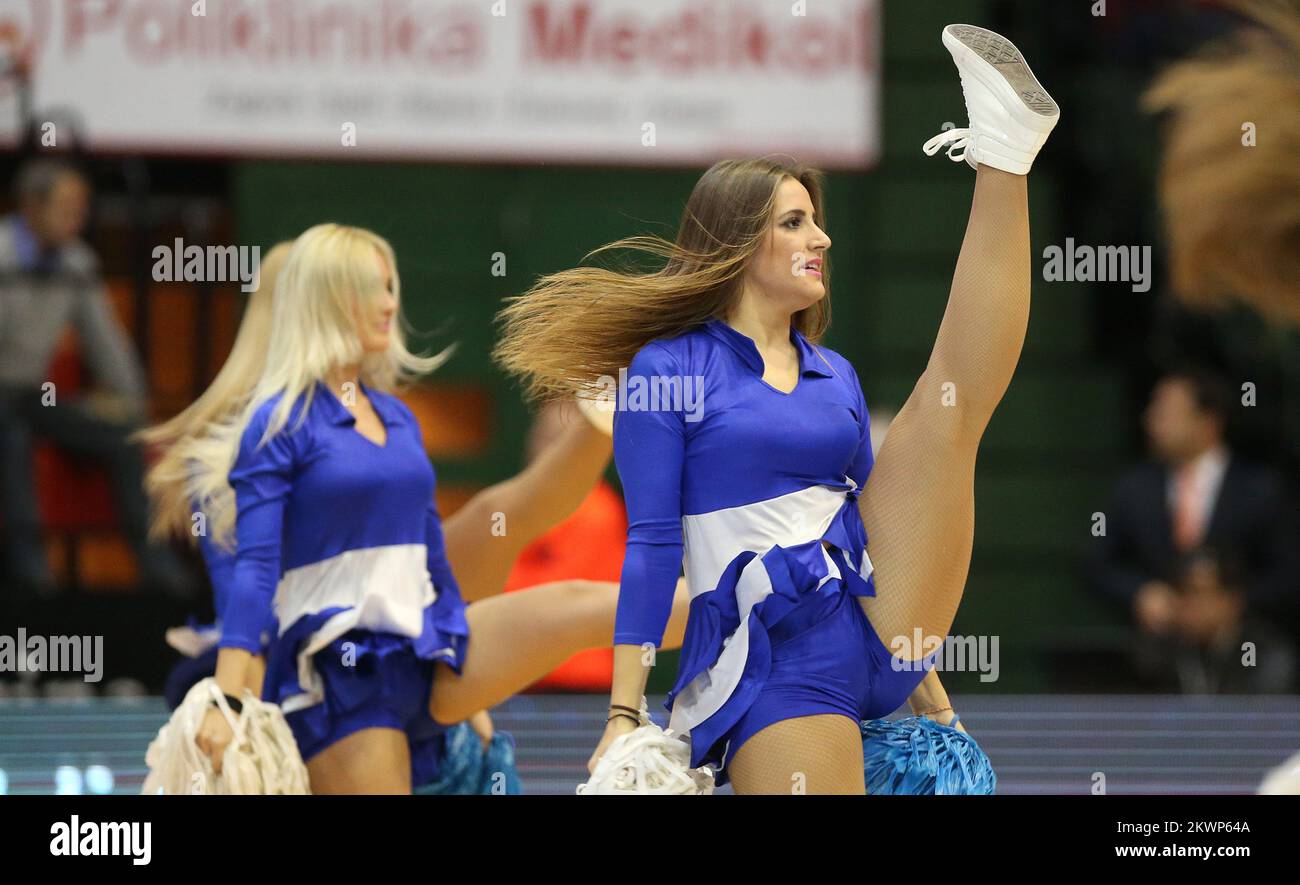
728;714;866;795
860;168;1031;657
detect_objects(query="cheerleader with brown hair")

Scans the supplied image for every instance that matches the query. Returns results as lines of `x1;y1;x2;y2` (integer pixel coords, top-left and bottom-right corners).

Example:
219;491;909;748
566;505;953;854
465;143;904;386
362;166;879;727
496;24;1060;794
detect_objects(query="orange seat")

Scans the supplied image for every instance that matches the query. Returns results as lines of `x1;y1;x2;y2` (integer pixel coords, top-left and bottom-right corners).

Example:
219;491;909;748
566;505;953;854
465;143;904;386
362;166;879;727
146;282;197;409
37;330;117;531
399;385;491;460
30;330;135;587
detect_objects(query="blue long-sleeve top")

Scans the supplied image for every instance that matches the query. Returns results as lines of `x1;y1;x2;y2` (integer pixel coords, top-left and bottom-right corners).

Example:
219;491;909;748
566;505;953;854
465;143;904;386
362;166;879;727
164;476;273;658
612;318;874;647
217;380;468;687
188;511;277;647
196;529;236;618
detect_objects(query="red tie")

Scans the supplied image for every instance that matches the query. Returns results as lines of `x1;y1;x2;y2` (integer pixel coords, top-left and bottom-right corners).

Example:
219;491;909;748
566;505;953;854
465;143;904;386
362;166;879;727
1173;464;1202;551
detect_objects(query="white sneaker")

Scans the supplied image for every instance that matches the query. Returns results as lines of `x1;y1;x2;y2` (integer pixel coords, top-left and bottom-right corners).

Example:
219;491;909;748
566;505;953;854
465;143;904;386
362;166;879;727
923;24;1060;175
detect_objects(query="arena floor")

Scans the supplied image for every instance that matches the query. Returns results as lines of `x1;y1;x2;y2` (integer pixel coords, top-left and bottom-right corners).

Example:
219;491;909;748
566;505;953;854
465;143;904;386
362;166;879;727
1;694;1295;795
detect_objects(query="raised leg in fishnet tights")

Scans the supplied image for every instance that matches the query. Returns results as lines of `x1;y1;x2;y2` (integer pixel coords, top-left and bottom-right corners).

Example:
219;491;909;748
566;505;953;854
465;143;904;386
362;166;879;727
859;166;1031;659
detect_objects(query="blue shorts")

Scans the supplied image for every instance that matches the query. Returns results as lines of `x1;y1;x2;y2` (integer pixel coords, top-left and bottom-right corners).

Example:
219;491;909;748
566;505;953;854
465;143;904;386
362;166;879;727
717;582;937;776
282;630;449;787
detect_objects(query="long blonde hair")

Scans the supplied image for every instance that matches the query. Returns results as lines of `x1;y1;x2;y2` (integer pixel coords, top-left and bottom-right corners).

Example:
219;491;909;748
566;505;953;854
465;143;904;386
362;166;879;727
137;241;294;543
493;157;831;401
145;224;451;550
1143;0;1300;325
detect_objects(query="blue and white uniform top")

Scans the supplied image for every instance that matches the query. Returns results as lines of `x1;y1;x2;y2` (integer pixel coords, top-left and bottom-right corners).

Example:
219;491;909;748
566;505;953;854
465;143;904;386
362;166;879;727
218;380;468;714
612;318;877;764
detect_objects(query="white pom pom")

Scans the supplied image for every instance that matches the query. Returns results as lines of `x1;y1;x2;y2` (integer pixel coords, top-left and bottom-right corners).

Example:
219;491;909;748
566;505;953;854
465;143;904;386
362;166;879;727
578;703;714;795
142;678;310;795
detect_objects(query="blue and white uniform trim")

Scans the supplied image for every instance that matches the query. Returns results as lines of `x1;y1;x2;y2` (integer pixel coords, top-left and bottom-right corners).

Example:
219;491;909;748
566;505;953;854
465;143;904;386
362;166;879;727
612;318;937;773
668;478;876;737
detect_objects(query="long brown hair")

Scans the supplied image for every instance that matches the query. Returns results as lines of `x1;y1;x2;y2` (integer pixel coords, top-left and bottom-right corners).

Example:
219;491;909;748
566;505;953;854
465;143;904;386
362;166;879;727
1143;0;1300;325
493;157;832;401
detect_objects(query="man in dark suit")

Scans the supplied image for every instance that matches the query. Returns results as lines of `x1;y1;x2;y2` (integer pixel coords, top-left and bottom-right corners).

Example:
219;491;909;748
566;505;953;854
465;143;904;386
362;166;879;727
1088;367;1300;690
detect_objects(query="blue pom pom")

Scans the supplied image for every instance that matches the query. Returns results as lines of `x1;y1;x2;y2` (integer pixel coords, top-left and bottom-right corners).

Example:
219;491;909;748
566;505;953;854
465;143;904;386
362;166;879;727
414;722;484;795
480;731;523;795
413;723;524;795
861;716;997;795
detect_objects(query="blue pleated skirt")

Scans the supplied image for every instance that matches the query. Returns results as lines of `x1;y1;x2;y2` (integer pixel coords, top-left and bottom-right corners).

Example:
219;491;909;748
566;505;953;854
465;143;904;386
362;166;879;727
668;542;940;784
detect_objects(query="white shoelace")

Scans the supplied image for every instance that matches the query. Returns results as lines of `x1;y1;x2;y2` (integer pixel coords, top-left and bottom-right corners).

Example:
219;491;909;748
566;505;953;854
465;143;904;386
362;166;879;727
922;127;973;164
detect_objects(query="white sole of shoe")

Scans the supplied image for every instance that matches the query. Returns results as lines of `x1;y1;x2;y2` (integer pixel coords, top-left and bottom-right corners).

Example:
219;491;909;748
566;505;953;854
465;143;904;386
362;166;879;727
943;24;1059;124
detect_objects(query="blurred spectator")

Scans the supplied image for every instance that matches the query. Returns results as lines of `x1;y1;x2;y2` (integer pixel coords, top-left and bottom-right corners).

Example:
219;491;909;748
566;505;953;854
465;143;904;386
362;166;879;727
1087;366;1300;677
0;157;191;598
1132;547;1297;693
502;399;626;691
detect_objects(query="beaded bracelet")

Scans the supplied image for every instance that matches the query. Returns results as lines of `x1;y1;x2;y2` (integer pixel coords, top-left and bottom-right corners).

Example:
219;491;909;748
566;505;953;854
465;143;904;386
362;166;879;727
917;705;953;717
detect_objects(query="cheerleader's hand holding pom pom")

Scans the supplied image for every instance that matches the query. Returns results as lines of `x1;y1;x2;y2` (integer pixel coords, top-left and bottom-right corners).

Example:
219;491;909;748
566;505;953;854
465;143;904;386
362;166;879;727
195;705;236;775
144;677;310;795
587;706;639;776
580;699;714;795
